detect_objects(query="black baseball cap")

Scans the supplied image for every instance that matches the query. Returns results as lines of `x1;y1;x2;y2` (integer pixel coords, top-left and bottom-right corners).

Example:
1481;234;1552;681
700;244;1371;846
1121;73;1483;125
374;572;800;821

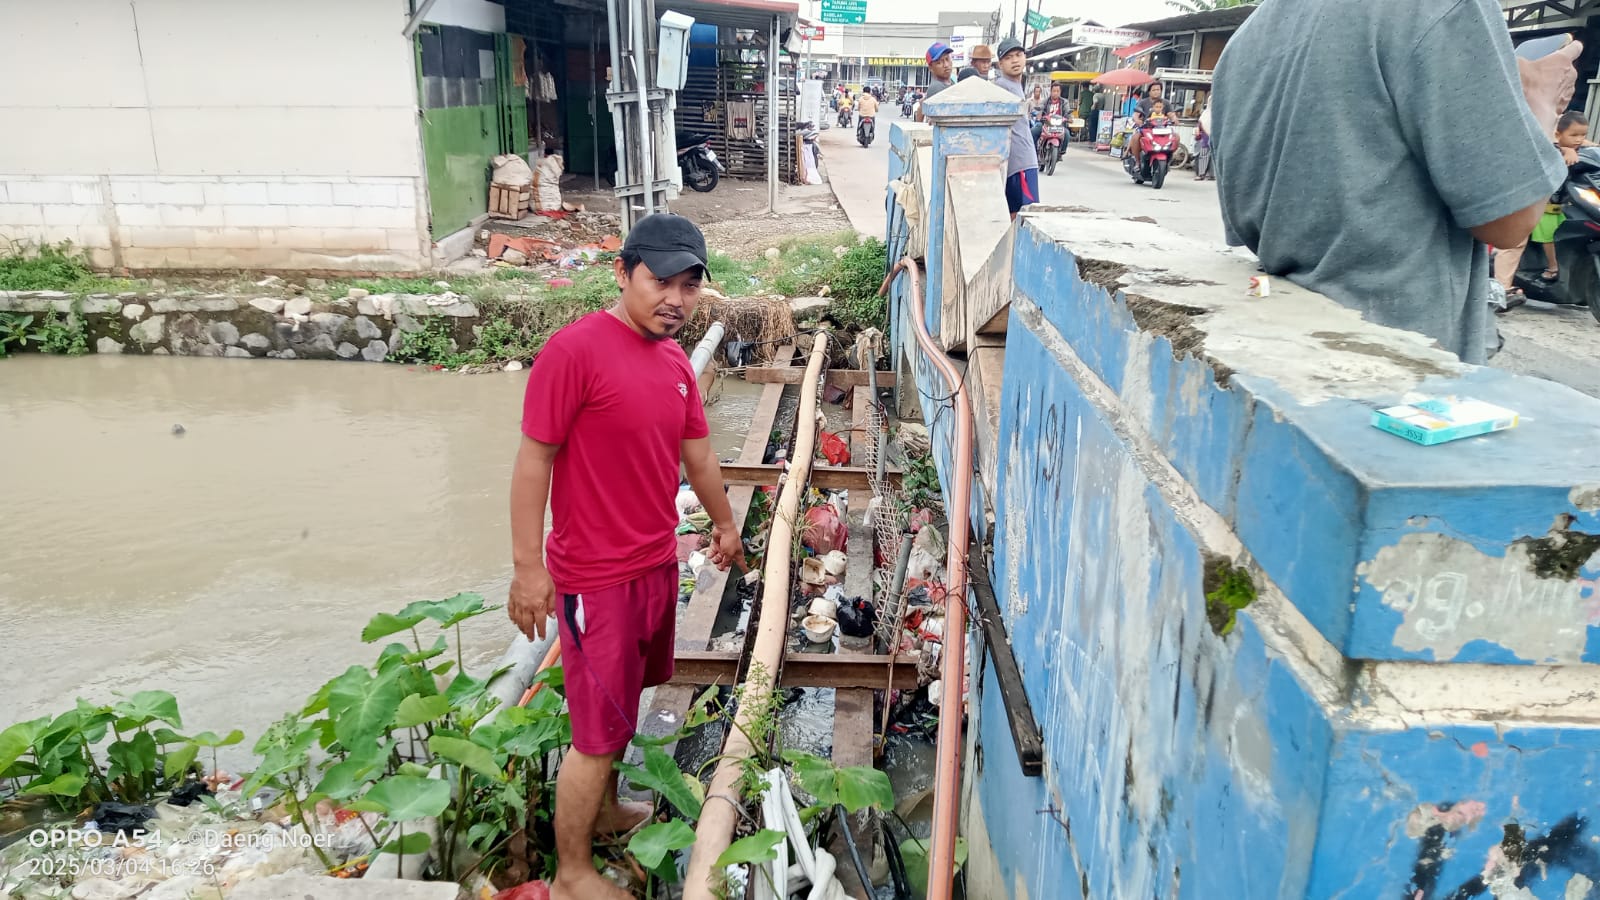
623;213;708;278
997;38;1025;59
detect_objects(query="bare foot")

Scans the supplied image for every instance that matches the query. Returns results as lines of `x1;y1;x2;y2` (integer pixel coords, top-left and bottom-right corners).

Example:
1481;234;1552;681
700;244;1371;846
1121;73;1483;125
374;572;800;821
552;868;634;900
593;798;653;836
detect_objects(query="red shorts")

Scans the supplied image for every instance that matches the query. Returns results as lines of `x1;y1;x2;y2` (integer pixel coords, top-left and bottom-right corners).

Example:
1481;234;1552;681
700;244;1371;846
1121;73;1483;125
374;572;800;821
556;560;678;755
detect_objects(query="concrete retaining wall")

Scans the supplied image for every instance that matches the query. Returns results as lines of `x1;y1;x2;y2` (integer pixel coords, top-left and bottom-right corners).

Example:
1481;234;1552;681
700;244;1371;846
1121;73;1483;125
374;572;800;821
892;84;1600;899
0;291;480;362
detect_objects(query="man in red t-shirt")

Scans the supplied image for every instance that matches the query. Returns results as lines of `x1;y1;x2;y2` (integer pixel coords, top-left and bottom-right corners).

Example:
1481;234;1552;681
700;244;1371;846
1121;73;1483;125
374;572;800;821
508;213;742;900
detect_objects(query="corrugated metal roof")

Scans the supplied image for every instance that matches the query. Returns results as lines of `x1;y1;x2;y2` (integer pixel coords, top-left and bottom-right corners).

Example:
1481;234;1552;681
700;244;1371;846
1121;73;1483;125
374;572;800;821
1122;5;1257;36
659;0;797;32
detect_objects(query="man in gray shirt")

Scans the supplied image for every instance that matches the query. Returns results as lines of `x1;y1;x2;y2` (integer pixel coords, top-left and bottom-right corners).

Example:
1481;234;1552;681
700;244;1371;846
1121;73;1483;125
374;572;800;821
1212;0;1578;364
995;38;1040;218
916;42;955;122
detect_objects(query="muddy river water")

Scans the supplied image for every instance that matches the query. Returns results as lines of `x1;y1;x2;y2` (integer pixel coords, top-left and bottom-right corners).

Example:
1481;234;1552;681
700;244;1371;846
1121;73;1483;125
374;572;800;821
0;356;761;763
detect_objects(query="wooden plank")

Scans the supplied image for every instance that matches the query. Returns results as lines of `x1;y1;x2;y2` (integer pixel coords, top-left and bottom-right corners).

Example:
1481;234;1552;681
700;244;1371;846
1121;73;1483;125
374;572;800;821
829;688;877;900
742;367;895;388
668;651;918;690
969;546;1045;777
719;463;901;491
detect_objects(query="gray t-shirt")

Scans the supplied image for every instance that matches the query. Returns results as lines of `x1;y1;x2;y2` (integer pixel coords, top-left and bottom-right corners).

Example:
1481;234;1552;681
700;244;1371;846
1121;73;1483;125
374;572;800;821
1212;0;1563;364
998;74;1041;176
922;76;953;102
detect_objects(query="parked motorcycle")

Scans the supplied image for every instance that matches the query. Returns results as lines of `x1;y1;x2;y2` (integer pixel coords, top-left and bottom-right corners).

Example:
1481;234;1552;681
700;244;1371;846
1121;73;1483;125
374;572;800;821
1123;121;1176;190
1510;145;1600;322
857;115;876;147
676;133;724;193
1037;114;1067;176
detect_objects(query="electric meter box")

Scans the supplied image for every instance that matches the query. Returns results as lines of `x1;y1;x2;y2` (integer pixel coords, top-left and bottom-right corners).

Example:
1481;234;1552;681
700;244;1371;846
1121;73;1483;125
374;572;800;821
657;11;695;91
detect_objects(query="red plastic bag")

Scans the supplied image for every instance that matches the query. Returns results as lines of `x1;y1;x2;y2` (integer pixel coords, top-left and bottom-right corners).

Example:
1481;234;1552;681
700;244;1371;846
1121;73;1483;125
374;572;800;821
495;882;551;900
802;505;848;555
817;430;851;466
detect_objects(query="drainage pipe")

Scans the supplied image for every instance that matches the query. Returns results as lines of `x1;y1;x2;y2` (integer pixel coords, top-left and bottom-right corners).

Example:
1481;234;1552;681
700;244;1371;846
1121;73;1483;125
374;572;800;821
683;330;830;898
690;322;726;378
879;260;973;900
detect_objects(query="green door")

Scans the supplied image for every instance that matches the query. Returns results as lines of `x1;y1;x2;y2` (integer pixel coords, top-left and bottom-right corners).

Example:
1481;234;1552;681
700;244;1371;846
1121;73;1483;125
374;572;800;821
417;24;516;237
495;33;529;157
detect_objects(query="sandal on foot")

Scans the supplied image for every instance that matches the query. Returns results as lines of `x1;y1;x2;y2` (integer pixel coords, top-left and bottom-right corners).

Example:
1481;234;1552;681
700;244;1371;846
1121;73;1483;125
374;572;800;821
1541;268;1561;282
1498;288;1528;314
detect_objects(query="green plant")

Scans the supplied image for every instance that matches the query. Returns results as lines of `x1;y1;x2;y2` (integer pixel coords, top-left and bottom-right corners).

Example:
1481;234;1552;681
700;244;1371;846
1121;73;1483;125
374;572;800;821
35;308;90;355
823;238;889;332
0;691;212;813
901;449;942;512
388;319;464;367
0;312;41;356
1204;559;1257;635
0;242;94;292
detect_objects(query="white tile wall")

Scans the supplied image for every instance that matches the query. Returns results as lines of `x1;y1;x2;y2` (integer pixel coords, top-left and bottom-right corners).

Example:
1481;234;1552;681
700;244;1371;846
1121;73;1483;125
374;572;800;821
0;174;427;271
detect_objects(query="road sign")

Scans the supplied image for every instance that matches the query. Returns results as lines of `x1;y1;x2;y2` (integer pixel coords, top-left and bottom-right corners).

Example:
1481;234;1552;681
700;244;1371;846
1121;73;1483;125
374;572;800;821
798;22;825;39
1025;9;1050;32
819;0;865;24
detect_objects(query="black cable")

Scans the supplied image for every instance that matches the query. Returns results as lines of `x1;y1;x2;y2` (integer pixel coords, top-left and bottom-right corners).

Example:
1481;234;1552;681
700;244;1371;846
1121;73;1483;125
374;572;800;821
834;804;877;896
881;817;913;900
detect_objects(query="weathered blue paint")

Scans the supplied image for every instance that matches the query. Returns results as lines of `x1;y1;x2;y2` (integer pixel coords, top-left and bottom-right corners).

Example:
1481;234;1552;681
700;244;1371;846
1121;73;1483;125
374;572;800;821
890;119;1600;894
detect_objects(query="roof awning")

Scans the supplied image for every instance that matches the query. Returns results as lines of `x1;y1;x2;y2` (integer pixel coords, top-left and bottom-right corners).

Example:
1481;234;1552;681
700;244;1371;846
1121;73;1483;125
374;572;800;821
1029;44;1090;63
1050;71;1101;82
1113;38;1170;58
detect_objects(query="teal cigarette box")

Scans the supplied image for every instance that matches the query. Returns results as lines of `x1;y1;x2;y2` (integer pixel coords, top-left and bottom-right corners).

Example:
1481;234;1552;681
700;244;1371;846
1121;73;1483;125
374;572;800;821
1371;398;1519;446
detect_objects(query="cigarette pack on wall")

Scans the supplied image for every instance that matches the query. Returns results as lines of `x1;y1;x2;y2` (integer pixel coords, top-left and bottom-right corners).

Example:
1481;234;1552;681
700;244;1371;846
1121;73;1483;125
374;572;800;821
1370;398;1519;446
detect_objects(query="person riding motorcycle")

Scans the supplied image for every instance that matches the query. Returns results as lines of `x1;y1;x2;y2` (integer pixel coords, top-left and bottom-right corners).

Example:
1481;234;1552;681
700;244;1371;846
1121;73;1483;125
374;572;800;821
837;92;853;127
1032;83;1071;151
1133;100;1171;174
855;90;879;143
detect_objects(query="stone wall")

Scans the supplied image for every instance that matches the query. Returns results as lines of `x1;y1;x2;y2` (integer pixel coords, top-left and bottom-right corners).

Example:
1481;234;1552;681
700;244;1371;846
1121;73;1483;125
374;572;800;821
891;87;1600;900
0;290;480;362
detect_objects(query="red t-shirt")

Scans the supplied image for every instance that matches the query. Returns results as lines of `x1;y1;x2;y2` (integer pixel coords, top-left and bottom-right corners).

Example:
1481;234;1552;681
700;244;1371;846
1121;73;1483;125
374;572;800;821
521;311;710;594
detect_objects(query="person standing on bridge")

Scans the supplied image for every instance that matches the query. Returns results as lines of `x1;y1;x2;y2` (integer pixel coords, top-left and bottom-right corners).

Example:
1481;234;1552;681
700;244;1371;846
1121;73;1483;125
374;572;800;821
508;213;744;900
996;38;1040;219
916;41;956;122
1212;0;1581;364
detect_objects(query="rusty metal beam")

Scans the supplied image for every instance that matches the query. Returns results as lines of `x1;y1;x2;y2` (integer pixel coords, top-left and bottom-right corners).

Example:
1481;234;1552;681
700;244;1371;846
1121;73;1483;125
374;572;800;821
968;545;1044;777
742;367;895;388
719;463;901;490
669;650;919;690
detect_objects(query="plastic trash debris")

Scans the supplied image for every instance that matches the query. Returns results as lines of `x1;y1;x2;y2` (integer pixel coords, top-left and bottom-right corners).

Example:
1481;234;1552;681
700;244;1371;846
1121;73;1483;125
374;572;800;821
837;597;876;638
724;340;755;368
800;557;831;586
166;779;211;807
821;551;847;577
802;614;838;643
802;505;847;555
89;802;157;835
817;430;850;465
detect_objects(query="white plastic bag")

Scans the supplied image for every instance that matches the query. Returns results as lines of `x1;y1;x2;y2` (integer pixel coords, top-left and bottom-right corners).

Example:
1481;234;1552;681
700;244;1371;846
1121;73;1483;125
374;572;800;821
491;154;533;187
533;155;564;211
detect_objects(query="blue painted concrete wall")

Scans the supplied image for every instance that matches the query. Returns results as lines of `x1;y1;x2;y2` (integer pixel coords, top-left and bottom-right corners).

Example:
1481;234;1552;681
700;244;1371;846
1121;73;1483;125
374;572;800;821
887;114;1600;898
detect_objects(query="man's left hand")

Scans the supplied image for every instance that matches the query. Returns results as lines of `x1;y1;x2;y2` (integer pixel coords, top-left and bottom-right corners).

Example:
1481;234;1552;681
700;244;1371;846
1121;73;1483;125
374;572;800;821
1519;37;1584;135
707;523;747;573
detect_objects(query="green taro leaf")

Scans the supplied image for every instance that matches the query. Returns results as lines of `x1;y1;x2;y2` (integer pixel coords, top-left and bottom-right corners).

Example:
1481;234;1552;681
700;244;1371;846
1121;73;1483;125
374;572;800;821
302;679;334;718
190;730;244;748
781;750;840;808
466;820;500;851
444;672;488;707
152;728;189;746
112;690;182;730
23;772;86;797
328;666;404;747
900;836;968;896
361;610;429;643
164;743;199;781
107;731;158;782
396;761;432;778
74;700;114;744
402;592;497;628
428;734;505;782
394;694;451;729
835;765;894;813
315;739;393;800
361;775;451;821
628;820;695;869
0;717;49;775
617;746;702;821
713;829;785;868
378;829;432;855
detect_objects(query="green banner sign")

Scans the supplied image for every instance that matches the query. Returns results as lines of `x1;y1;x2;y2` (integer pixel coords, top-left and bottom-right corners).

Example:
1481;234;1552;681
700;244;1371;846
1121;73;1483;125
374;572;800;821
1025;9;1050;31
820;9;865;24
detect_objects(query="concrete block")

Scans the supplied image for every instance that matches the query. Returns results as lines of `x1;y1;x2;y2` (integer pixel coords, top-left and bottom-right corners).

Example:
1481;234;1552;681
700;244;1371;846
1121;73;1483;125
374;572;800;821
268;181;333;206
0;182;8;202
108;179;144;204
74;224;112;248
193;227;263;249
67;181;102;206
145;181;205;205
223;205;290;228
287;204;355;228
41;204;100;226
319;228;387;251
121;227;197;249
0;203;46;226
115;203;164;226
160;204;226;228
217;181;271;205
350;205;412;229
6;181;72;204
386;228;423;251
